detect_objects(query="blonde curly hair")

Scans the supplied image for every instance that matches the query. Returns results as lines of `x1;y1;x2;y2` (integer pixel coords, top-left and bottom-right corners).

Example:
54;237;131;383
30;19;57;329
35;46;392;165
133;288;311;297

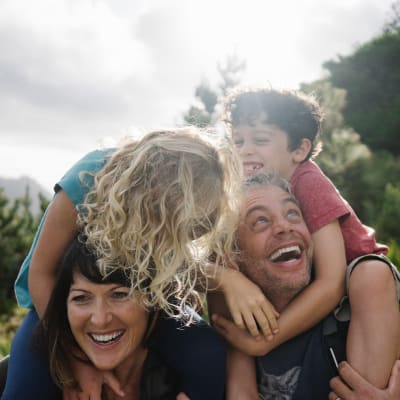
78;127;242;321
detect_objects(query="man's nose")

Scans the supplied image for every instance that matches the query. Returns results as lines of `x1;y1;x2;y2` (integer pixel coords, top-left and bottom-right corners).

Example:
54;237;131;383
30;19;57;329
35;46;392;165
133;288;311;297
272;217;292;235
90;300;112;326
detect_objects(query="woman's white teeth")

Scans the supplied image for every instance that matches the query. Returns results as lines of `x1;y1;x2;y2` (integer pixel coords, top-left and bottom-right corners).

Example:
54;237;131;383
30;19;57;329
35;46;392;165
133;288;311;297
91;331;123;344
270;245;301;261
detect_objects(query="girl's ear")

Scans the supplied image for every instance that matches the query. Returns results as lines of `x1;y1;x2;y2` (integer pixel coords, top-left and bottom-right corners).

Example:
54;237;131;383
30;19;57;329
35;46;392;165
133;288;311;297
292;138;312;163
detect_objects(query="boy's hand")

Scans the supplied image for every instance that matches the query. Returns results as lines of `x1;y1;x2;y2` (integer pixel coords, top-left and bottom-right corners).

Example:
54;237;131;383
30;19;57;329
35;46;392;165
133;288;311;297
220;268;279;338
329;361;400;400
63;359;124;400
212;313;272;356
176;393;190;400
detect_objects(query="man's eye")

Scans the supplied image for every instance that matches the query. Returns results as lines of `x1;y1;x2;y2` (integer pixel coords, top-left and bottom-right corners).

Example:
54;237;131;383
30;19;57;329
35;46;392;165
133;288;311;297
287;209;301;218
254;216;269;225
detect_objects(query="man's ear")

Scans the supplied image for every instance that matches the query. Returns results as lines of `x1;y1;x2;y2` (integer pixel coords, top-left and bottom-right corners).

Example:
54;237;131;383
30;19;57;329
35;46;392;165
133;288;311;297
292;138;312;163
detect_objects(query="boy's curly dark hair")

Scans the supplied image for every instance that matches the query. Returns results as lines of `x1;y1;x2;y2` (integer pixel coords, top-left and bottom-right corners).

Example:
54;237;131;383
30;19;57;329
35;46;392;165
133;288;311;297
223;87;323;160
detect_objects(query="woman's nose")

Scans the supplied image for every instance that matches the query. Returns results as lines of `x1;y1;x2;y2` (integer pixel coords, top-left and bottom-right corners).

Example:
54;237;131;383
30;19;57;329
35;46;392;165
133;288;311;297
90;300;112;326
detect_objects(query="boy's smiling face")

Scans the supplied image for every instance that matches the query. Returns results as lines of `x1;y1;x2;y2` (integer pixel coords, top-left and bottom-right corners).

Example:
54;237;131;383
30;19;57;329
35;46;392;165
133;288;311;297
232;114;300;180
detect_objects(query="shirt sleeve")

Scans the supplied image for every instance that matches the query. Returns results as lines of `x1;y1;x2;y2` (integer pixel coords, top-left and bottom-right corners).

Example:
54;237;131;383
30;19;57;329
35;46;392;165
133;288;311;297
54;149;113;206
293;167;350;234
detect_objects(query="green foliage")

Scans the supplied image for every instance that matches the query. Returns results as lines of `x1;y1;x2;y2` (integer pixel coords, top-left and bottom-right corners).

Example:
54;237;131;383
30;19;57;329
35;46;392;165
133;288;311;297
388;240;400;267
0;188;47;315
0;306;27;358
383;1;400;33
323;29;400;155
301;80;400;243
182;52;246;127
301;80;370;182
376;183;400;243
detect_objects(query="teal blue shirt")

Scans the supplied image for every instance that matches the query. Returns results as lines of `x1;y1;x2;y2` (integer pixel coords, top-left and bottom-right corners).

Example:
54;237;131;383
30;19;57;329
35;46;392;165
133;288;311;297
14;148;114;308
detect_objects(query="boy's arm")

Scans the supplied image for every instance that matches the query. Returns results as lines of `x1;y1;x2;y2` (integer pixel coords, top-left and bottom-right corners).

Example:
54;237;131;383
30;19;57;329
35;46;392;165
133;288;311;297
206;265;279;338
28;190;78;317
208;291;259;400
214;220;346;355
226;349;259;400
271;219;346;346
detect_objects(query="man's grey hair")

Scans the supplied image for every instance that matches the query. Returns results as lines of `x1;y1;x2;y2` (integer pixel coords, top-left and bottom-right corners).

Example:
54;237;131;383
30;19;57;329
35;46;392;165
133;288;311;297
243;173;296;202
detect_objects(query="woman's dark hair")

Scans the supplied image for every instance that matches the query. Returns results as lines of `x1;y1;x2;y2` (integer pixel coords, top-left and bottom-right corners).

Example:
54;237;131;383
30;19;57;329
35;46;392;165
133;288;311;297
36;236;148;388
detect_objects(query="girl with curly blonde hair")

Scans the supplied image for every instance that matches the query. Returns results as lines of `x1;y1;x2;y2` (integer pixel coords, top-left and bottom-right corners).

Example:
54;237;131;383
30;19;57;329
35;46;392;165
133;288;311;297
5;127;242;400
79;129;241;319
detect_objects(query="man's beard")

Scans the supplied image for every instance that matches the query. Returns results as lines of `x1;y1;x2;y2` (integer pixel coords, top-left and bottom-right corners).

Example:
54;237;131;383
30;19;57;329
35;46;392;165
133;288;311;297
240;254;312;312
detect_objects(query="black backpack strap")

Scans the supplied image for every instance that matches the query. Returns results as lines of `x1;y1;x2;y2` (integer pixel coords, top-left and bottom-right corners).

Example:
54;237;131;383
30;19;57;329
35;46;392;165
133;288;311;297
322;314;347;374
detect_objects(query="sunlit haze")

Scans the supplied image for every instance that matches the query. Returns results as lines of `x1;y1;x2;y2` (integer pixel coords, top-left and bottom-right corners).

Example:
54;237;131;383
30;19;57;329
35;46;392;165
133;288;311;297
0;0;394;192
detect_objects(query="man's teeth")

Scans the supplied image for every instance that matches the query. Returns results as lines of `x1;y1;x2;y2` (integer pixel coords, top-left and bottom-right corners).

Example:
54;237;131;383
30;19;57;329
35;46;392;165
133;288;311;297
91;331;123;344
270;246;301;261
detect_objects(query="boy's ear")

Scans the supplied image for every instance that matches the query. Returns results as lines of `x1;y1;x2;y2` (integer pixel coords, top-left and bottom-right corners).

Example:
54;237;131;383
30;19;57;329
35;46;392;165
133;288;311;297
293;139;312;163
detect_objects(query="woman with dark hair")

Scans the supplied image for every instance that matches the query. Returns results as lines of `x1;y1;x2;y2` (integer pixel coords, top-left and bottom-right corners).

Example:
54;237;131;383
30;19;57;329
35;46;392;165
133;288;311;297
2;127;241;400
38;237;180;400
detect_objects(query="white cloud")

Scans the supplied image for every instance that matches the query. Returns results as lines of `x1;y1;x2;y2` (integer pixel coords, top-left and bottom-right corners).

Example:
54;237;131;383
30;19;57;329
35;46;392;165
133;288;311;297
0;0;395;189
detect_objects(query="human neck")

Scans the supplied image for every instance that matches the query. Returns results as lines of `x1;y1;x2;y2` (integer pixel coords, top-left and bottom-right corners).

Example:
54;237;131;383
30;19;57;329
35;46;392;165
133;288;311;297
102;347;148;400
265;289;300;313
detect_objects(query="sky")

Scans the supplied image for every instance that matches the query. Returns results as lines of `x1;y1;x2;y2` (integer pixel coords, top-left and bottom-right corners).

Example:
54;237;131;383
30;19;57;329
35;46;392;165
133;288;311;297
0;0;395;193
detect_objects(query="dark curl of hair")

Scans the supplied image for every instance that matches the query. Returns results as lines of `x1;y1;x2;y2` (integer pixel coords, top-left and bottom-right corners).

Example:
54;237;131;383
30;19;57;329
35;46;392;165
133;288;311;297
223;87;323;160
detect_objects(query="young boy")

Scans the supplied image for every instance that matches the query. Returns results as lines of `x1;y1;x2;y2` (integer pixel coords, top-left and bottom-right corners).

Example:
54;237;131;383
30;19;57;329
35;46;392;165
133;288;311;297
219;87;400;391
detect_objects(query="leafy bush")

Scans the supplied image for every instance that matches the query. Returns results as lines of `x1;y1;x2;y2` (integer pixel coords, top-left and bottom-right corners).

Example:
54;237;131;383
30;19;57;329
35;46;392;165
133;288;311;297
0;306;27;358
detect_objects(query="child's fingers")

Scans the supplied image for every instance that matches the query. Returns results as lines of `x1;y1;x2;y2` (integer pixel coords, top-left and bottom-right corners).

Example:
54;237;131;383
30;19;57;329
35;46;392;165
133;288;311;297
176;392;191;400
230;307;246;331
260;303;279;334
252;307;273;338
103;371;124;398
242;310;261;337
212;314;233;339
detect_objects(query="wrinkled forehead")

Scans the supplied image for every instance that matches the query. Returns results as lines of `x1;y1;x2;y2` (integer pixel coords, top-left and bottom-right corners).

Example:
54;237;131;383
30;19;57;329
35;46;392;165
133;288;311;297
240;184;297;216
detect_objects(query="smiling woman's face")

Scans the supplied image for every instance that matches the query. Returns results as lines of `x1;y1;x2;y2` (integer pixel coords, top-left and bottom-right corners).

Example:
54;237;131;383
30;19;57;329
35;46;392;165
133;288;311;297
67;272;149;371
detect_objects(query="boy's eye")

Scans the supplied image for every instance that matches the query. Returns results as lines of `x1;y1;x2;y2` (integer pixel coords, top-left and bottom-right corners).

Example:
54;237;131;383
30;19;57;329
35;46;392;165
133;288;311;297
254;137;270;144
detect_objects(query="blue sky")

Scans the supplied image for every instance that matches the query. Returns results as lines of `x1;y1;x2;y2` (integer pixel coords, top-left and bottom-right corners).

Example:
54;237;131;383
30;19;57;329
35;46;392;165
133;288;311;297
0;0;395;191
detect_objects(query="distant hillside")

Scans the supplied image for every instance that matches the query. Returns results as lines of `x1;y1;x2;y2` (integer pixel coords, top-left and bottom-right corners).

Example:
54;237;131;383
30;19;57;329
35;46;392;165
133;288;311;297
0;176;51;216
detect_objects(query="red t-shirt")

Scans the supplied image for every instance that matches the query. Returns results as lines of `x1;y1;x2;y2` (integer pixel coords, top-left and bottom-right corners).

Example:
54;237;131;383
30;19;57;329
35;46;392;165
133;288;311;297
290;160;387;263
